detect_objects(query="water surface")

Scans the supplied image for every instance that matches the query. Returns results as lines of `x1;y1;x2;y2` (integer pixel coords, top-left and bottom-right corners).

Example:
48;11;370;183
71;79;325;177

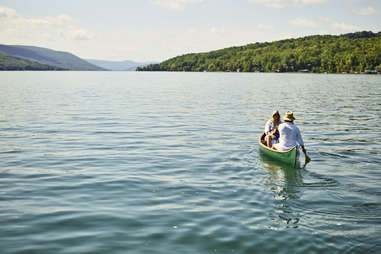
1;72;380;253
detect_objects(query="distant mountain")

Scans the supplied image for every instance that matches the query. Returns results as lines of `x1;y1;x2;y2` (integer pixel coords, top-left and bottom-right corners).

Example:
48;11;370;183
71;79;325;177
86;59;157;71
0;51;66;70
0;44;105;71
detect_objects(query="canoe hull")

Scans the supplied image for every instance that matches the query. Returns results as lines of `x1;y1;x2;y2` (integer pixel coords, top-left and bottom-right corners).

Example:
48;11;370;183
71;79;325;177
258;133;298;167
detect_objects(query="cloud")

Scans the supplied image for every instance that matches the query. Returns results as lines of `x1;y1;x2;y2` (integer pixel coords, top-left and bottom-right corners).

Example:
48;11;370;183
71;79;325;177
70;29;94;40
0;5;278;62
257;24;275;31
248;0;328;8
0;6;94;44
353;7;376;16
92;24;285;62
0;6;20;19
210;26;225;34
319;17;361;32
152;0;204;11
331;21;361;31
288;16;362;32
289;18;318;28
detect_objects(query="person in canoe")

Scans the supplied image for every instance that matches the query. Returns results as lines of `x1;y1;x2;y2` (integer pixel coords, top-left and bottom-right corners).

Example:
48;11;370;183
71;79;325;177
264;110;281;147
272;111;310;162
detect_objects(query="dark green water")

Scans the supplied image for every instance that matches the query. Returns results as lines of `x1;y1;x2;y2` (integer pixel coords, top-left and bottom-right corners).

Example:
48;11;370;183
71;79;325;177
1;72;380;253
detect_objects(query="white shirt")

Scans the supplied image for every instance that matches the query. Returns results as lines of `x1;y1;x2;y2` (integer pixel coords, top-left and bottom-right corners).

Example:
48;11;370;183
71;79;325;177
273;121;304;151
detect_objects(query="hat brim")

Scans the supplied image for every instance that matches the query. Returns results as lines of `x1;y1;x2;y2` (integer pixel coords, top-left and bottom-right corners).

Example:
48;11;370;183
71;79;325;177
283;116;295;121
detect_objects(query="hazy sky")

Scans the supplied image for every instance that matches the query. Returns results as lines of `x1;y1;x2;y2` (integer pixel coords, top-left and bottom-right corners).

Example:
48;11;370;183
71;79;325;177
1;0;380;62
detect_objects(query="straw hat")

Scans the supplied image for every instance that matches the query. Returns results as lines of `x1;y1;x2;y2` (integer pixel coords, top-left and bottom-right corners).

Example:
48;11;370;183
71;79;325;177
283;111;296;121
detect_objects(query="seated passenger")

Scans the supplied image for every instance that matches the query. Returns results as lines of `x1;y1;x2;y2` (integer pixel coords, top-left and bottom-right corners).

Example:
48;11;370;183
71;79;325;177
264;110;281;147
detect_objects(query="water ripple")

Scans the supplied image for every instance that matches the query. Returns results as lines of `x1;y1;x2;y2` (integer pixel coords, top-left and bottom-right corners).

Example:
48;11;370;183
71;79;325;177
0;72;380;254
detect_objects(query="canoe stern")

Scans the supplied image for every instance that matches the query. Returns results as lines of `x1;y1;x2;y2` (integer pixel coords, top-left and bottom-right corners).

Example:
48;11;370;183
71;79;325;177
258;133;298;167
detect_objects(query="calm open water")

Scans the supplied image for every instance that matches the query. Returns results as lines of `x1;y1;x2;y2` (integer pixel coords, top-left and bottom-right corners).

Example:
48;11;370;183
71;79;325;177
0;72;380;254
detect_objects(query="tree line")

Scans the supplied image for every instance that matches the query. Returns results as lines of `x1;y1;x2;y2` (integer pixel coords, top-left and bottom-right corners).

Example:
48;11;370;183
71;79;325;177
137;31;381;73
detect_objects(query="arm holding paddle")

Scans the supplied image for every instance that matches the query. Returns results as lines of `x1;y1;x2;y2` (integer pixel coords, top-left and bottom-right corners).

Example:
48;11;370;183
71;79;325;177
297;128;311;163
301;145;311;163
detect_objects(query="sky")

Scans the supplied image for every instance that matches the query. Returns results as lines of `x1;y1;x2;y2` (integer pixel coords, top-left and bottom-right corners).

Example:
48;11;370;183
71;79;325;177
0;0;380;62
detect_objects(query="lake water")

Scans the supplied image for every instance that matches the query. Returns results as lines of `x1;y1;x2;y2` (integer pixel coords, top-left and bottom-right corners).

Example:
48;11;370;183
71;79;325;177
1;72;380;254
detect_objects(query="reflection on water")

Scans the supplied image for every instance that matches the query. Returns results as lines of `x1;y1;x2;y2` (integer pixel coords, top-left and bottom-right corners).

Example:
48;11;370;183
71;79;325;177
261;156;304;229
261;154;340;230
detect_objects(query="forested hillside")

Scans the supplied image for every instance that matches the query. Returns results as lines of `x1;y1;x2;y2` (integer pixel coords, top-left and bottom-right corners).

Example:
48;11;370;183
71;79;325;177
0;51;65;70
0;45;105;71
137;31;381;73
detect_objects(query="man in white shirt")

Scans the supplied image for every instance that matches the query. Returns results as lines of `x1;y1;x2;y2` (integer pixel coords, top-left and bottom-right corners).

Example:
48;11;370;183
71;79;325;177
273;111;310;162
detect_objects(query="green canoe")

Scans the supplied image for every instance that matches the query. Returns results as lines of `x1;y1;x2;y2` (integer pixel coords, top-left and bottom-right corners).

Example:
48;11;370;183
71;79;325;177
259;133;298;167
